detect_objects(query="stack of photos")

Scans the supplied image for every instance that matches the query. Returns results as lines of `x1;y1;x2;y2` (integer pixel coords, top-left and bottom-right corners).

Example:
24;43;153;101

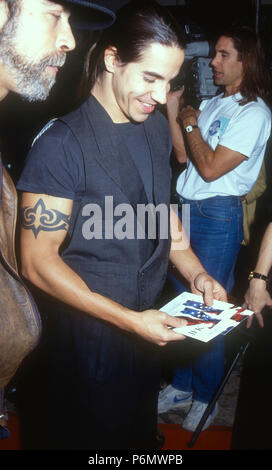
161;292;254;342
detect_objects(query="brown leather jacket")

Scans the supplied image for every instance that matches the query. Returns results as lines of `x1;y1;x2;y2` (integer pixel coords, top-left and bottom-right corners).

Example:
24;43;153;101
0;162;41;428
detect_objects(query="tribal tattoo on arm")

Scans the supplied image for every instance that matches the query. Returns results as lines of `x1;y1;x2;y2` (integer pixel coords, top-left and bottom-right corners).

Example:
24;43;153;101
21;198;70;239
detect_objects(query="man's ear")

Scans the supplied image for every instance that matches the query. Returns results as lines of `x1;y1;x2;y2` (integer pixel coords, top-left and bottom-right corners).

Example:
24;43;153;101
0;1;9;31
104;46;119;73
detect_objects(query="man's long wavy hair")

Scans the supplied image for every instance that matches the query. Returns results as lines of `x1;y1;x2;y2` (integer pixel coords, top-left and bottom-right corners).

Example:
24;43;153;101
78;0;186;103
219;28;271;106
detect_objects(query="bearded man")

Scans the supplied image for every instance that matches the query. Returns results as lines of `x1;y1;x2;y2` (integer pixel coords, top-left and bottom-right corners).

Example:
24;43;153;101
0;0;115;439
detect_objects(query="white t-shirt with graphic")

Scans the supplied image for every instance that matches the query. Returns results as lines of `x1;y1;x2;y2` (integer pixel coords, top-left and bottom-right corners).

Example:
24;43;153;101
176;92;271;200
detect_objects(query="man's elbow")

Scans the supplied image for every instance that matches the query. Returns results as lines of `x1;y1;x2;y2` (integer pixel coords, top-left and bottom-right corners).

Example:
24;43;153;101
20;255;39;285
21;264;34;283
202;174;217;183
199;168;219;183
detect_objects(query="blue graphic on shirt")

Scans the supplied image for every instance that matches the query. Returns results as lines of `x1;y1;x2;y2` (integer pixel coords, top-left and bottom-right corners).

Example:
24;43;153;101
209;120;221;136
219;116;231;136
209;116;231;137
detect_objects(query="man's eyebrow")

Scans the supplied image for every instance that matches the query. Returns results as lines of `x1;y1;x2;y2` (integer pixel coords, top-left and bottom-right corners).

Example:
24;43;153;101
142;71;164;80
217;49;230;55
42;0;64;9
42;0;71;15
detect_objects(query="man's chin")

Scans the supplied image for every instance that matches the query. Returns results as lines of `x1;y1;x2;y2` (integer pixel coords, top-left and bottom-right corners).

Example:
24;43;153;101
213;77;224;87
22;92;49;103
130;113;151;124
17;80;55;102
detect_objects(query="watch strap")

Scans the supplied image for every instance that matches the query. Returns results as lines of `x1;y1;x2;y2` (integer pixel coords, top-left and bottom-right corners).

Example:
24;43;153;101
248;271;268;282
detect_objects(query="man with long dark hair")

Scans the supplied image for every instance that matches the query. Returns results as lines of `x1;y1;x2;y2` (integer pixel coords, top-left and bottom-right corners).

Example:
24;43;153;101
159;28;271;432
0;0;115;441
17;1;226;449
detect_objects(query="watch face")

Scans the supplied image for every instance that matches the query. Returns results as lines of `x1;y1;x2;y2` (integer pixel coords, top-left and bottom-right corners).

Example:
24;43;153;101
186;125;193;133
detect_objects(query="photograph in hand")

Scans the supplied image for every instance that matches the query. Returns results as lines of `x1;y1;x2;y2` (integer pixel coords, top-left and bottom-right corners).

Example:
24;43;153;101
161;292;254;342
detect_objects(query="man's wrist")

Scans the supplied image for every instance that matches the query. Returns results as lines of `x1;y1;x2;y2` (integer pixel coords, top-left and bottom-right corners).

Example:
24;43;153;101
182;119;198;129
184;124;199;134
248;278;268;295
248;271;268;283
190;270;208;285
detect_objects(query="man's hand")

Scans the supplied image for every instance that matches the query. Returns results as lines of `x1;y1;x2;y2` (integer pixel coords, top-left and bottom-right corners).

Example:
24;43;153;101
178;105;199;128
166;86;184;118
243;279;272;328
135;309;187;347
191;272;227;306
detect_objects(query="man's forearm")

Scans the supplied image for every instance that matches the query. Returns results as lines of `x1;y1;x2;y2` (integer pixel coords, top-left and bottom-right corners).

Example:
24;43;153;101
244;222;272;322
21;251;188;346
185;129;215;179
167;107;187;163
169;206;227;304
178;105;246;181
254;222;272;275
166;89;187;163
169;244;206;284
22;253;139;332
177;106;216;179
169;205;206;284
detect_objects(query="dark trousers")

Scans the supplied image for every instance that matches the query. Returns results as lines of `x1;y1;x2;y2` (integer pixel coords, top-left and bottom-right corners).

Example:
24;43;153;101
231;309;272;449
17;305;160;450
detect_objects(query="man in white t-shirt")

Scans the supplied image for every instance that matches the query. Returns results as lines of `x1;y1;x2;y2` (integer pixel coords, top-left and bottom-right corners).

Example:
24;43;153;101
158;28;271;432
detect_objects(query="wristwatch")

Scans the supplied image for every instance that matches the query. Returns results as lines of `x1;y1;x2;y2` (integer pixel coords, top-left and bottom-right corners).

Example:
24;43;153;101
185;125;198;133
248;271;268;282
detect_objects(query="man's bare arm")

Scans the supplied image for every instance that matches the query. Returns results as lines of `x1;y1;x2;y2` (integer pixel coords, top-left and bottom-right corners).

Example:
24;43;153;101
169;205;227;305
166;89;187;163
244;222;272;327
178;105;247;181
20;192;187;346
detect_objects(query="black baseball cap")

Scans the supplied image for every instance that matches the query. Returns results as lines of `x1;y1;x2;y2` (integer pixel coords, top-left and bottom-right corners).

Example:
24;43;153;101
54;0;116;30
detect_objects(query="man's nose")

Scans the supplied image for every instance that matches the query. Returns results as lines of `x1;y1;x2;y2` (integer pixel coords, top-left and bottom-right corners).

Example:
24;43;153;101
151;83;169;105
56;20;76;52
210;55;218;67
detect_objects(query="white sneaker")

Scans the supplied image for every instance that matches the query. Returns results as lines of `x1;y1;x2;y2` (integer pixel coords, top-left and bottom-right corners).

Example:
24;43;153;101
158;385;193;414
182;400;218;432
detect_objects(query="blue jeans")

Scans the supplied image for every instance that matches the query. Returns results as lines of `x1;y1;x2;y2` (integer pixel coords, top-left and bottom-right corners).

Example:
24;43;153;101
0;426;9;440
170;195;244;403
